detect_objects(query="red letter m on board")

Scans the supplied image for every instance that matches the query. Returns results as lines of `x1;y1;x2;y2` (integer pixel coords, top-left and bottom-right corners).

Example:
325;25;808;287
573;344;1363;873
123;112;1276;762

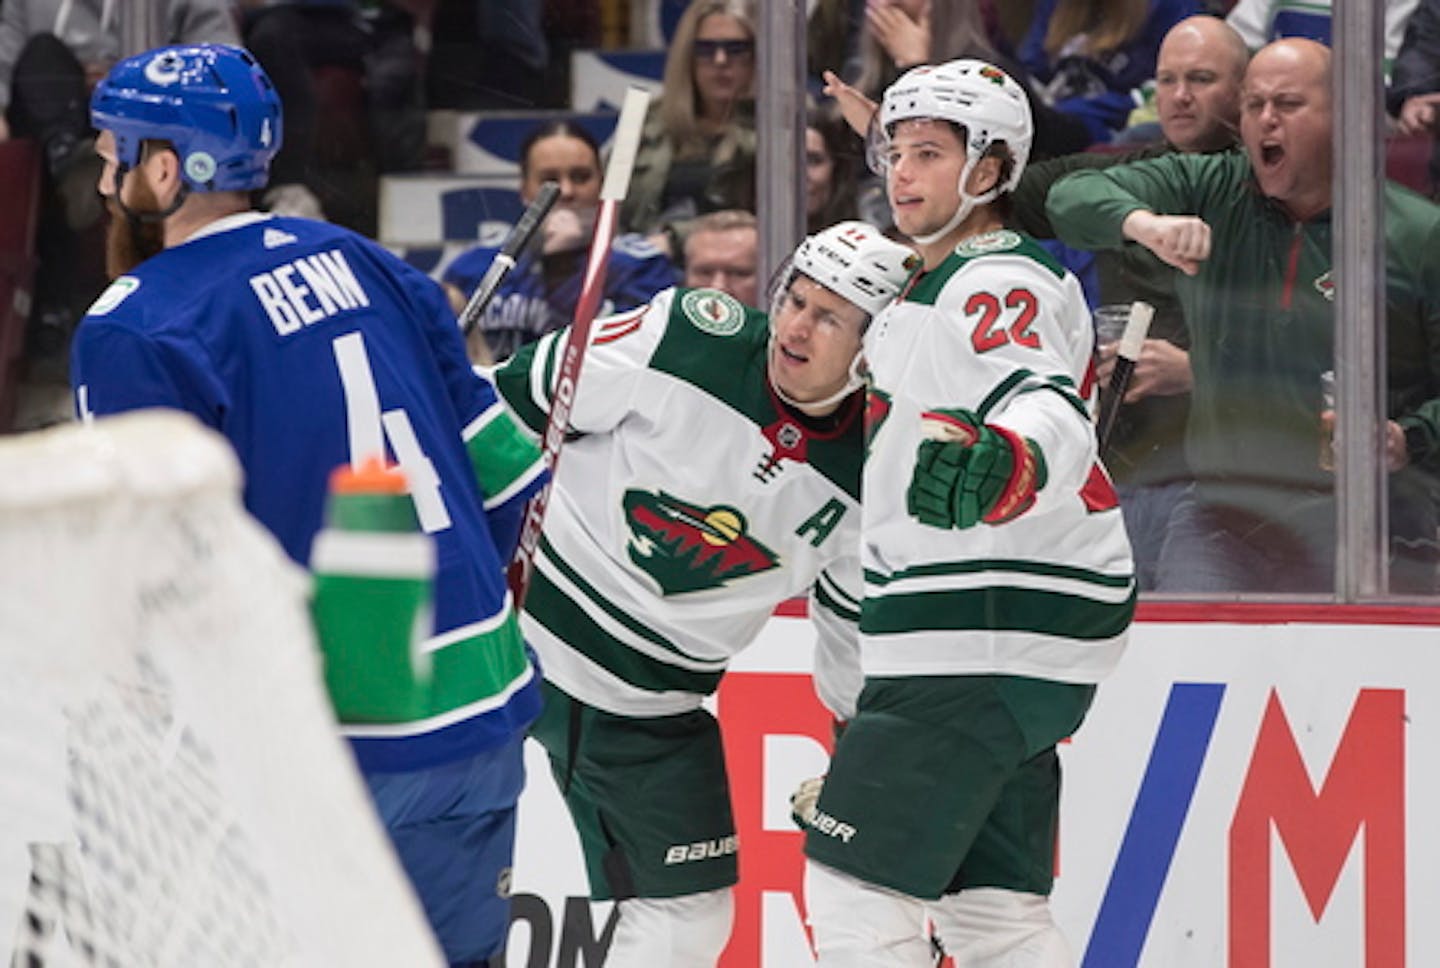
1229;689;1405;967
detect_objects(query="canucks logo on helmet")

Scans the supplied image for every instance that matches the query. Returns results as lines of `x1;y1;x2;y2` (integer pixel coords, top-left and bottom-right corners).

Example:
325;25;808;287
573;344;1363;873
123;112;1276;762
91;44;283;193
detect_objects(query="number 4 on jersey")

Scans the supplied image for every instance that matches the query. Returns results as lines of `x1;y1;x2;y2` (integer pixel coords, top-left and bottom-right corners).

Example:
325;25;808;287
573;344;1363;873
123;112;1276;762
332;331;451;533
966;288;1040;354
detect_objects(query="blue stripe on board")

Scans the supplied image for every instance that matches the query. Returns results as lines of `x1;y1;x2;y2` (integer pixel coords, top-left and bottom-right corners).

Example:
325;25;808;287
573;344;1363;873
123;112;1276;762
1081;682;1226;968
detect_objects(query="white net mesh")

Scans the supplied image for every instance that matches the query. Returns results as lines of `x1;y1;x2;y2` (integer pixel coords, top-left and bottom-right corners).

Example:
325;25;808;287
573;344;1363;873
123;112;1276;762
0;411;443;967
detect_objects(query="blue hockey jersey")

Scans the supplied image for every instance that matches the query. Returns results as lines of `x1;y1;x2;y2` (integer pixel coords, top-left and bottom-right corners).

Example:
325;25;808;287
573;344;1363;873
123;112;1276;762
443;232;677;360
70;212;547;772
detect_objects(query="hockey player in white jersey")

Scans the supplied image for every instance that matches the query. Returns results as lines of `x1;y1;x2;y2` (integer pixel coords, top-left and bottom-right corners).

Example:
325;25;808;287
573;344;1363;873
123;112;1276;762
800;61;1136;966
488;221;918;967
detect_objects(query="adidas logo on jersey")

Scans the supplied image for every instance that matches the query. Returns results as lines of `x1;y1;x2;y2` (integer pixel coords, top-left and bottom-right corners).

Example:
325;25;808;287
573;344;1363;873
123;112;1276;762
263;227;298;248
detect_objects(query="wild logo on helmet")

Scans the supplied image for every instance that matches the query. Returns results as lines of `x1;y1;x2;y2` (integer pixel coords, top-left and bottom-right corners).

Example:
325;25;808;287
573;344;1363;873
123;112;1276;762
979;64;1007;86
623;490;780;594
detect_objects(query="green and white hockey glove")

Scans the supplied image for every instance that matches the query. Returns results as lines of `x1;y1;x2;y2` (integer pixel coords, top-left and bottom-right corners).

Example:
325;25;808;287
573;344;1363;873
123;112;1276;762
906;408;1048;530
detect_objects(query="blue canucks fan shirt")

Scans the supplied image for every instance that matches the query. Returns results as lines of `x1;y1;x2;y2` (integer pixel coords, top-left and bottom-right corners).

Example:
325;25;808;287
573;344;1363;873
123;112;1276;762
443;232;677;359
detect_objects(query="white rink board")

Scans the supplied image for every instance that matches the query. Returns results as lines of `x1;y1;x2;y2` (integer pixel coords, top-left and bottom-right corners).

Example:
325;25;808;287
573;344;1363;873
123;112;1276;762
507;610;1438;967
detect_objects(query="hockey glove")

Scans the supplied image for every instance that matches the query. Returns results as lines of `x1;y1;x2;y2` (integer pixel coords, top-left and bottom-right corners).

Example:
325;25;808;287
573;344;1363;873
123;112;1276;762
790;776;825;830
907;408;1048;530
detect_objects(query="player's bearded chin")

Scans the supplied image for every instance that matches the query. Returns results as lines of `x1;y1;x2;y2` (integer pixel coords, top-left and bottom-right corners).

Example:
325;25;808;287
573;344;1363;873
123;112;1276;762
104;178;167;279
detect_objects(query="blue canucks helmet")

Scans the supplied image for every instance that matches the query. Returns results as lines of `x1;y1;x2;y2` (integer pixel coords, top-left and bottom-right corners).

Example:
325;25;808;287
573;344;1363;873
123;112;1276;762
91;44;282;192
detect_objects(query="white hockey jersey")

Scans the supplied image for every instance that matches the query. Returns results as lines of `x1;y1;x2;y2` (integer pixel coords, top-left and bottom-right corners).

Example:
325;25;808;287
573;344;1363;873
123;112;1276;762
861;229;1135;684
491;288;864;717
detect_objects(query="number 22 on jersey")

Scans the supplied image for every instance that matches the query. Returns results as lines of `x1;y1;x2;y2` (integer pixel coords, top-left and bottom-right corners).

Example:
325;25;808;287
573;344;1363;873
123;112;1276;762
332;331;451;533
967;288;1040;354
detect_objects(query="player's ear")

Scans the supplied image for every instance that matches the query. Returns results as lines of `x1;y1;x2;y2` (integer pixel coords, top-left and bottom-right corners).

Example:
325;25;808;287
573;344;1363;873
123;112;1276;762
141;141;182;197
967;155;1003;197
159;149;183;192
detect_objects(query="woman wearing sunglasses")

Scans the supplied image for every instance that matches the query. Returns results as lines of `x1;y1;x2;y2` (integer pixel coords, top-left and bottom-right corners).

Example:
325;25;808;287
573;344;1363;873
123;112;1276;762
622;0;758;258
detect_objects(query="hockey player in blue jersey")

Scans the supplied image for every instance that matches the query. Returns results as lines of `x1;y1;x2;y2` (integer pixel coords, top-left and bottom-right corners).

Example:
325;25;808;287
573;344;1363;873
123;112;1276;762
441;119;677;362
69;43;547;967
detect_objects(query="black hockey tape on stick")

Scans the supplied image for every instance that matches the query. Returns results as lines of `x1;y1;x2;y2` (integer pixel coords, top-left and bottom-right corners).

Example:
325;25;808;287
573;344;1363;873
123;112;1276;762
458;180;561;338
509;86;650;605
1096;301;1154;455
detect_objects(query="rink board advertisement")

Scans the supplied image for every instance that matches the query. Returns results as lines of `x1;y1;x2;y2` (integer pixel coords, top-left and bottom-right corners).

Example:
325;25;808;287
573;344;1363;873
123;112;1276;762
504;604;1439;967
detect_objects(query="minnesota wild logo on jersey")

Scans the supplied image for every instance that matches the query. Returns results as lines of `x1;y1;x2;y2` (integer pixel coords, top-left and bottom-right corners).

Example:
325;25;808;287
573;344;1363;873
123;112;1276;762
680;289;746;336
623;489;780;594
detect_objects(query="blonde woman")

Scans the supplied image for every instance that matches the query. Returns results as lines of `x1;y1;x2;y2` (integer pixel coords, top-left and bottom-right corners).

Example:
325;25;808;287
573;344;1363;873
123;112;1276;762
621;0;757;249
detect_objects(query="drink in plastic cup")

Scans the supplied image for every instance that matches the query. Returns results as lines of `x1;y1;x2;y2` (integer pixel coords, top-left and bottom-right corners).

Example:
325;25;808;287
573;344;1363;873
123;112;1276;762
1093;304;1130;349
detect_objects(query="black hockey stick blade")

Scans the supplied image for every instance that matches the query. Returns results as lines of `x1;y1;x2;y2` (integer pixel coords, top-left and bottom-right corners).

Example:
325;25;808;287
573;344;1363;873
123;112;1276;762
458;180;562;337
1096;301;1154;454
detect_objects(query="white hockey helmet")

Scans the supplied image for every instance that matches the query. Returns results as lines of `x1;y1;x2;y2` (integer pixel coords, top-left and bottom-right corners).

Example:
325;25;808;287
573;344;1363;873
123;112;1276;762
871;59;1034;242
768;221;918;414
787;220;919;319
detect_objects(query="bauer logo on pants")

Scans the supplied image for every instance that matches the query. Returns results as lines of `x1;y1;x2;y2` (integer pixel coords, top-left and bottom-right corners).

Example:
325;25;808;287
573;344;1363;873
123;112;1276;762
664;835;739;865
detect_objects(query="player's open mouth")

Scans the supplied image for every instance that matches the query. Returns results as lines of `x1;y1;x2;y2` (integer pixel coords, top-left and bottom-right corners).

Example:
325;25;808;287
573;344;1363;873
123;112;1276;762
1260;143;1284;167
780;346;809;364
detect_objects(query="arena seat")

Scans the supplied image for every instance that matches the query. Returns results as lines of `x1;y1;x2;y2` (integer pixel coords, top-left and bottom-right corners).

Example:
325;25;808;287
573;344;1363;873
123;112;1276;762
453;111;622;177
568;50;664;113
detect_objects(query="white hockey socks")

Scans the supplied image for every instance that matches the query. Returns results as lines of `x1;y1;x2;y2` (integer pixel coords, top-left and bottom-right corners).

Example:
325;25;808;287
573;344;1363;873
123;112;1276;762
927;888;1073;968
604;887;733;968
804;860;935;967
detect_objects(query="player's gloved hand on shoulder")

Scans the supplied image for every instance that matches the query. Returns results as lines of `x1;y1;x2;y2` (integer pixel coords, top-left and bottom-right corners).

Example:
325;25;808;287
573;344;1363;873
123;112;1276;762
907;408;1048;530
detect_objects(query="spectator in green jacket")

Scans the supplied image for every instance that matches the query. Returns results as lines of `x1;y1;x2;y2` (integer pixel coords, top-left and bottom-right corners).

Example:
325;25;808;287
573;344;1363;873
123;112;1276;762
1047;38;1440;594
1010;14;1249;592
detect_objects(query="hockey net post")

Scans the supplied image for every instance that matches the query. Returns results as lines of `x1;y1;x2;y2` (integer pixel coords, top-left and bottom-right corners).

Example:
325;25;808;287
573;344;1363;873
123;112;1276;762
0;410;443;967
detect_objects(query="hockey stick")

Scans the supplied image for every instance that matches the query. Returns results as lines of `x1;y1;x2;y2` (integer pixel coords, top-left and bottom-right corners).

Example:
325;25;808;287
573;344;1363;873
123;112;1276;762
509;86;651;604
1096;300;1154;454
458;180;562;338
